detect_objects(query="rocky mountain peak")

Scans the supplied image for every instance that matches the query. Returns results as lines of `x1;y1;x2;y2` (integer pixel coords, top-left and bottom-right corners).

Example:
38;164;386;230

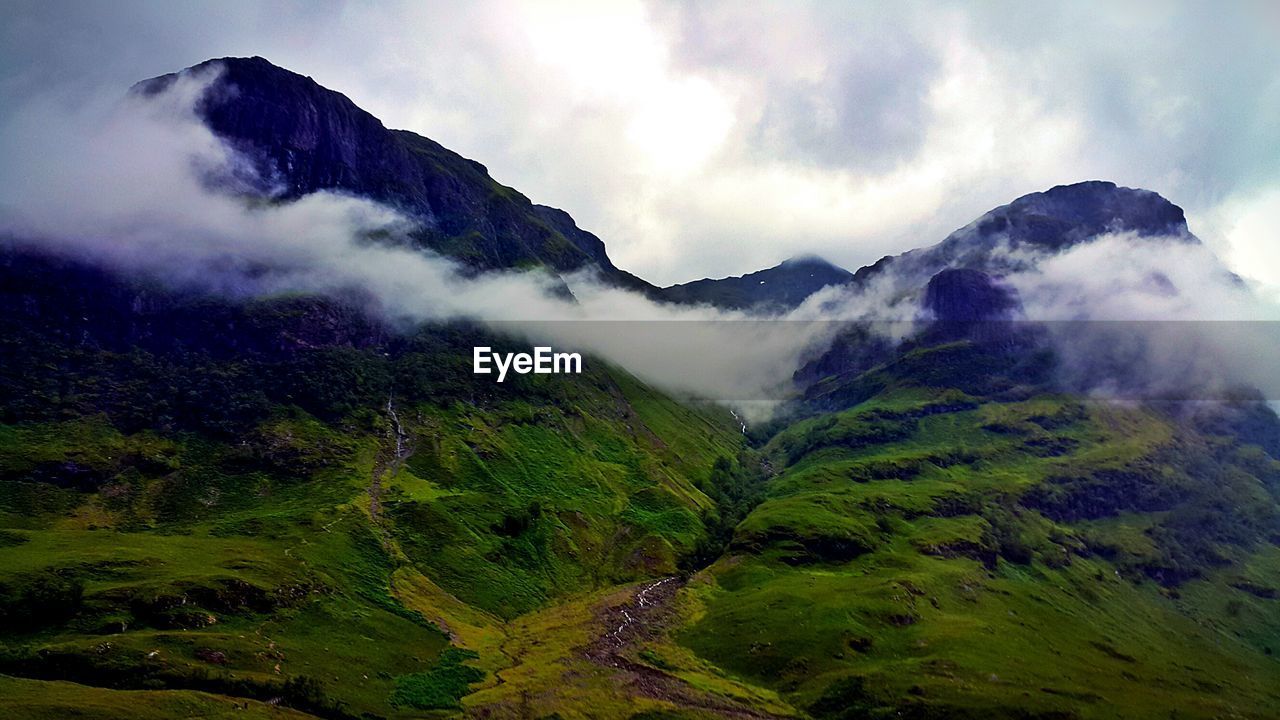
850;181;1196;292
967;180;1190;250
132;57;656;293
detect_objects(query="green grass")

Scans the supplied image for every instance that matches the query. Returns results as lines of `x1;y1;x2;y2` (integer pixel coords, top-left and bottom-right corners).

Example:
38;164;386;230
390;648;484;710
674;384;1280;718
0;674;316;719
3;261;1278;718
0;290;746;717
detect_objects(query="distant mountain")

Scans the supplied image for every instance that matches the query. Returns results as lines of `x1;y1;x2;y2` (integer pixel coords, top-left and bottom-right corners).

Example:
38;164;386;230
793;183;1204;400
660;255;852;311
850;180;1194;291
661;182;1195;314
135;56;657;294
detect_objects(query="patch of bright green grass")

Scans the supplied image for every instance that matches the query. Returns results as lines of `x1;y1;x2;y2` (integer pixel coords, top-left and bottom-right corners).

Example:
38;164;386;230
390;648;484;710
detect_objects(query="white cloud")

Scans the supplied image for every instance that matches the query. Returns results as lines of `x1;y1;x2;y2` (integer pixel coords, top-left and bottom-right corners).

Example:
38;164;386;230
0;71;840;409
1;0;1277;292
1204;187;1280;302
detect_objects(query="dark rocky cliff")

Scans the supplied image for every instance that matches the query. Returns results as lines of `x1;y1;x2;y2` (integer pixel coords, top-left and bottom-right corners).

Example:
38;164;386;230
922;268;1020;323
850;181;1194;290
136;56;656;293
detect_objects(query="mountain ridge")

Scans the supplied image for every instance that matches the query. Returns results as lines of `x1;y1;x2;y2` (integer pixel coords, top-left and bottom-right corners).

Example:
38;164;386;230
850;180;1195;292
136;56;659;295
661;254;854;311
134;57;1208;315
3;56;1278;720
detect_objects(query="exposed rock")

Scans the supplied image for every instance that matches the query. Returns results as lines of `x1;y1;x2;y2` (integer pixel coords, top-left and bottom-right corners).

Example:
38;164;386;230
850;181;1195;291
134;56;656;293
922;268;1020;323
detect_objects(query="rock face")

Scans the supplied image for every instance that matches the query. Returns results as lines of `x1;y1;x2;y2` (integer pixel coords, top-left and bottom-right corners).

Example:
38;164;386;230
660;255;853;311
964;180;1188;251
135;56;656;293
922;268;1020;323
917;268;1038;355
138;57;414;201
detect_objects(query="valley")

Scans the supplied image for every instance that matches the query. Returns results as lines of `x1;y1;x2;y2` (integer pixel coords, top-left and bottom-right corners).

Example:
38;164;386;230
4;239;1277;719
1;55;1278;720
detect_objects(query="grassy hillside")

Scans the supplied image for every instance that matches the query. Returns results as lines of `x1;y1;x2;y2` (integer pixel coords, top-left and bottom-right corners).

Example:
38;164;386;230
3;250;1279;719
0;249;744;718
674;342;1280;719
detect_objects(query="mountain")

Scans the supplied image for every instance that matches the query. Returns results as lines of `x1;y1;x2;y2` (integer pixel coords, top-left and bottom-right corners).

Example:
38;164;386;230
659;182;1191;314
791;181;1207;388
0;243;752;717
3;58;1279;720
690;345;1280;720
851;180;1194;292
661;254;853;311
136;56;657;294
8;233;1279;719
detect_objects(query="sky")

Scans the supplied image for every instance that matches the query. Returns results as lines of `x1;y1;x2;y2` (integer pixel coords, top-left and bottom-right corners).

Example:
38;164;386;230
2;0;1278;290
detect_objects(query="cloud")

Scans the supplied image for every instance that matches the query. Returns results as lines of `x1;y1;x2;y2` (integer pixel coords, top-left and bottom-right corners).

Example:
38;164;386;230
1;8;1277;413
2;1;1278;290
0;68;839;412
1001;233;1280;401
1202;187;1280;302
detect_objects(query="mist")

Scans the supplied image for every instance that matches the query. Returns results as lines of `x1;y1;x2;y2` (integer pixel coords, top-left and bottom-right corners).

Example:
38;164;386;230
1006;234;1280;402
1;66;1276;418
786;226;1280;404
0;68;836;412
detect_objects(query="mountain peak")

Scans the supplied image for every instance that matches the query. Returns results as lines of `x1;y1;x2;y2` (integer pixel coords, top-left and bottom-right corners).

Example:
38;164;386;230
975;180;1190;250
776;254;844;271
850;180;1194;290
131;57;655;293
135;56;401;199
136;56;371;124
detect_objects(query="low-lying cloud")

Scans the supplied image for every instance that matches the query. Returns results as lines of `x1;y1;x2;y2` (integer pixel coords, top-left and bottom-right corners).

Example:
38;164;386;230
1;68;1277;418
1007;235;1280;402
0;70;837;411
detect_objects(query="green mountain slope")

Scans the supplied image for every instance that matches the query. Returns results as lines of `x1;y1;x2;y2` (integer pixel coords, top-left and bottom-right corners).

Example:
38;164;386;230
0;248;744;719
3;55;1279;719
674;342;1280;719
7;248;1277;720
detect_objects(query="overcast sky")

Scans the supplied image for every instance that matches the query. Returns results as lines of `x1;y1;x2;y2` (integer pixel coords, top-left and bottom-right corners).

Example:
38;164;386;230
2;0;1278;289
